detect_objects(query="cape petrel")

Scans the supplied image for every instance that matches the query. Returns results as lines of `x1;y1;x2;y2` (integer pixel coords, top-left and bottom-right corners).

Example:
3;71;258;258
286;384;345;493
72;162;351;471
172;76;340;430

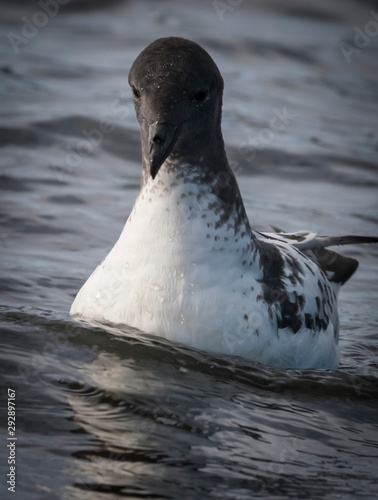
71;37;378;369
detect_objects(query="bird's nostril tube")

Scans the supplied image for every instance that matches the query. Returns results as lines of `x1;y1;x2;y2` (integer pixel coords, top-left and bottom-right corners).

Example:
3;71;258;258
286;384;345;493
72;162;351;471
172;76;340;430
152;134;164;145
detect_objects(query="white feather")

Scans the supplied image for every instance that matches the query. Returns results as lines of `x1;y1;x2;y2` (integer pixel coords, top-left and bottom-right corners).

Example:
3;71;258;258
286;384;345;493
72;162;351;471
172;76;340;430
71;163;340;370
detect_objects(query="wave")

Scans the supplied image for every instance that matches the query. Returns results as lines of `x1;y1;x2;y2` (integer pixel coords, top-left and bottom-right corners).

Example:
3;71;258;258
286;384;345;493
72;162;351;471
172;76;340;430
1;305;377;400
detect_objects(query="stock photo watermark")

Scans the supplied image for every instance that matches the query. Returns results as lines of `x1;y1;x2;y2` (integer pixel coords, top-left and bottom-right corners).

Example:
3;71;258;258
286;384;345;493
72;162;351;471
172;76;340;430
7;0;70;54
212;0;244;22
339;10;378;63
16;321;80;385
266;437;299;475
231;106;296;173
50;95;131;182
5;389;17;493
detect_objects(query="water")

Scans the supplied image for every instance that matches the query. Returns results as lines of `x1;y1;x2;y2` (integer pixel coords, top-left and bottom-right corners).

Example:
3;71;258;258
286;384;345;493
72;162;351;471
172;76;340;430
1;1;378;498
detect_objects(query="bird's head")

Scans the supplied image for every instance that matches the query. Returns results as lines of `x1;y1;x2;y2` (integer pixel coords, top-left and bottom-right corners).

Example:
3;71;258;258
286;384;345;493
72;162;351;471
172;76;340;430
128;37;224;179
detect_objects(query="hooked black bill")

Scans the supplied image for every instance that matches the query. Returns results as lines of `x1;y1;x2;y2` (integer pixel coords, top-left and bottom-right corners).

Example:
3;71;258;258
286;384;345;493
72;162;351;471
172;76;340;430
148;122;179;179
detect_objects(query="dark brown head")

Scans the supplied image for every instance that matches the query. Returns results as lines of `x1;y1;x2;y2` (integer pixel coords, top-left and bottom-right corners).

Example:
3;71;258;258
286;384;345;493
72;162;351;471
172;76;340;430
128;37;225;179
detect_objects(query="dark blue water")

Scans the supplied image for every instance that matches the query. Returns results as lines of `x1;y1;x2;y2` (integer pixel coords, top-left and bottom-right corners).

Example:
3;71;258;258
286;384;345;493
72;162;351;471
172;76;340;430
1;1;378;499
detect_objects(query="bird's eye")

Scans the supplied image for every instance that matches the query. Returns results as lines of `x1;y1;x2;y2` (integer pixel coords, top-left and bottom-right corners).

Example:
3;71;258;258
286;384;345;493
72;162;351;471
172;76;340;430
192;90;208;103
132;86;141;99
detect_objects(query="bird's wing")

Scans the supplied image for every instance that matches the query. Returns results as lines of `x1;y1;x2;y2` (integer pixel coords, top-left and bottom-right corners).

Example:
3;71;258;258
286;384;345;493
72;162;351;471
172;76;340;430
258;229;378;251
257;229;378;287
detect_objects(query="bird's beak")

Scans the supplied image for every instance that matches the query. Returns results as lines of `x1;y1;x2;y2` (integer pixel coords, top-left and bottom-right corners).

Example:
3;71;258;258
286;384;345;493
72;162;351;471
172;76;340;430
148;122;179;179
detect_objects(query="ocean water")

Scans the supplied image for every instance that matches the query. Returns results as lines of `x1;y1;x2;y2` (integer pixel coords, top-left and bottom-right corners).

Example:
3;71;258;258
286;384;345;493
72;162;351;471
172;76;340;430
1;0;378;499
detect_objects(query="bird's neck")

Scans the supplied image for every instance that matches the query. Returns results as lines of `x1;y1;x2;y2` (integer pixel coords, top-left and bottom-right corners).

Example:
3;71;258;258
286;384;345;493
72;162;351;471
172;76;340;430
140;123;228;185
131;150;255;256
132;122;256;259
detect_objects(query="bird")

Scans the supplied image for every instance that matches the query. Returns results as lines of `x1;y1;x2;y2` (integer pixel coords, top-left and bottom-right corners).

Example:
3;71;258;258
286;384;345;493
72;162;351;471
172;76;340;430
70;37;378;370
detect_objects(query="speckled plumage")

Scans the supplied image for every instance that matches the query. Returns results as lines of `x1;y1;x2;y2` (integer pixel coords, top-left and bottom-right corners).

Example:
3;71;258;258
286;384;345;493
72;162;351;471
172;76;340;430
70;37;378;369
71;159;340;369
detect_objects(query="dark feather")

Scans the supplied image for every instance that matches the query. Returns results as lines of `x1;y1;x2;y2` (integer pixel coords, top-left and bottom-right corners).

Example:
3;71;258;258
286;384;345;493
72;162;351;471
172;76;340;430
304;248;359;285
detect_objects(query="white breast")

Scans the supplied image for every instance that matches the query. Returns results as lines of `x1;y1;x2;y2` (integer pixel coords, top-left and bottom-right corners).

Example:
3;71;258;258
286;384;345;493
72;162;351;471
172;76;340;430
71;164;340;369
71;165;261;345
